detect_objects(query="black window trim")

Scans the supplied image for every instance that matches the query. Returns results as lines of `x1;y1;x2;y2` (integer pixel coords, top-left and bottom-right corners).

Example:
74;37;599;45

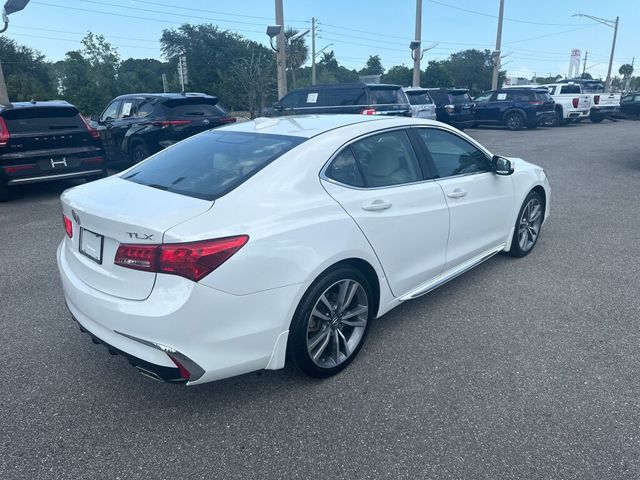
320;126;435;191
100;99;122;122
410;125;495;180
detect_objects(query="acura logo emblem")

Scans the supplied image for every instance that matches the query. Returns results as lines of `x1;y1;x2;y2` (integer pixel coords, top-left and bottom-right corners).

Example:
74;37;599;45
72;210;81;225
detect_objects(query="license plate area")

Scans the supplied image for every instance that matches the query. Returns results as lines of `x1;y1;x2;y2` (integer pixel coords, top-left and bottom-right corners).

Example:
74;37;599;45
79;228;104;264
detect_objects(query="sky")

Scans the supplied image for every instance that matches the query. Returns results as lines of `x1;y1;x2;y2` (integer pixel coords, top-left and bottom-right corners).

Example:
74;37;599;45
4;0;638;80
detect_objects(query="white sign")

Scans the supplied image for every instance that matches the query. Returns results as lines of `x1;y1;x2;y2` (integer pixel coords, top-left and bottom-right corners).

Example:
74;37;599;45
306;93;319;104
121;101;133;117
496;93;507;100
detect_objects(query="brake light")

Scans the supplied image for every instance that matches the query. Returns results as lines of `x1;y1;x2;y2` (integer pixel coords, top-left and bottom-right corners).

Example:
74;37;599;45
0;116;10;146
114;235;249;282
528;101;543;106
361;108;377;115
82;156;104;164
63;214;73;238
3;164;34;174
219;117;237;124
572;98;579;108
152;120;193;128
594;95;600;105
80;115;101;140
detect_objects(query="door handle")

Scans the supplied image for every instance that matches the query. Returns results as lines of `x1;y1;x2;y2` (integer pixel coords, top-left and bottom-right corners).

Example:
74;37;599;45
362;200;392;212
446;189;467;199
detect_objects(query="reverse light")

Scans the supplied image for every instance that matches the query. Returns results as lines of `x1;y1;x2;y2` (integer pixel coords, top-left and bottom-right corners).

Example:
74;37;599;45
63;214;73;238
0;116;10;146
361;108;377;115
572;98;579;108
114;235;249;282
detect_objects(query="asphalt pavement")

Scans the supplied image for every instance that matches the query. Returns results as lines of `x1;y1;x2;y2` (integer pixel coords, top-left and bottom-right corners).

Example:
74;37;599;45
1;119;640;479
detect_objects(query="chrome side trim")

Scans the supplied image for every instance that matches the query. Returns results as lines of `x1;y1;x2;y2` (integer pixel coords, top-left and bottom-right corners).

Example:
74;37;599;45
114;330;206;382
8;170;103;185
399;244;506;301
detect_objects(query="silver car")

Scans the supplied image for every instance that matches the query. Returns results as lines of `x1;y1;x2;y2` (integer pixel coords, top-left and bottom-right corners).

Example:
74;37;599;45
403;87;437;120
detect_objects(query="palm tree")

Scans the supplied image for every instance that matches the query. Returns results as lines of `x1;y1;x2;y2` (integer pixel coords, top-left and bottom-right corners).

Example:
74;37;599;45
284;27;309;87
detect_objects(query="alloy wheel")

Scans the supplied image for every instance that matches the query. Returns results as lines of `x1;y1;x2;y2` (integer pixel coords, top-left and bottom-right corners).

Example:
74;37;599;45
306;279;368;368
518;198;543;252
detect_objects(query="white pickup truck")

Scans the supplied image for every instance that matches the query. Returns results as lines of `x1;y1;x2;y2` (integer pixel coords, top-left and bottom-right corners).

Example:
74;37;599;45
557;79;620;122
540;83;591;125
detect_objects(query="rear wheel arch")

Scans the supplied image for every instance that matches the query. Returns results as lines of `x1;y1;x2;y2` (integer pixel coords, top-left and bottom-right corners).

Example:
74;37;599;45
530;185;547;218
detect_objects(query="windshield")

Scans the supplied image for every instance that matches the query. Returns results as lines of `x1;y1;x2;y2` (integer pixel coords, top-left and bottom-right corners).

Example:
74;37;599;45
123;131;305;200
369;88;406;105
405;91;433;105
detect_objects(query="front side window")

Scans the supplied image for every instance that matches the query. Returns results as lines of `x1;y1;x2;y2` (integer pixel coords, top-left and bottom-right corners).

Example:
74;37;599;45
100;101;120;122
123;131;305;200
350;130;422;187
120;100;137;119
417;128;490;178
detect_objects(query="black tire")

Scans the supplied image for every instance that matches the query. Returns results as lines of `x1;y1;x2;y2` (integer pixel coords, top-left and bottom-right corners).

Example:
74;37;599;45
508;190;544;258
130;141;150;164
505;111;524;131
552;109;563;127
590;115;604;123
0;182;9;202
288;265;374;378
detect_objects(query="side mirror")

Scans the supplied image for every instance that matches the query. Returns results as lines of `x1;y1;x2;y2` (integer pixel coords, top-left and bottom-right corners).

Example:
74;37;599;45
492;155;514;175
273;103;285;111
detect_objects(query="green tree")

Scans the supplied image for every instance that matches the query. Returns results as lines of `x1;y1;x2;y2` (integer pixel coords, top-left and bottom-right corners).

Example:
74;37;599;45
228;46;276;117
309;51;358;84
579;72;593;80
359;55;384;76
445;49;500;94
535;74;562;84
423;60;452;87
284;27;309;88
619;64;634;79
118;58;170;93
381;65;413;86
0;37;56;101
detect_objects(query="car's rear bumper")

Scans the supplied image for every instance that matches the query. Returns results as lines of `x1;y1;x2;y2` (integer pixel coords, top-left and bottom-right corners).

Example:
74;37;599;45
591;106;619;114
6;169;104;185
57;242;301;385
567;109;590;119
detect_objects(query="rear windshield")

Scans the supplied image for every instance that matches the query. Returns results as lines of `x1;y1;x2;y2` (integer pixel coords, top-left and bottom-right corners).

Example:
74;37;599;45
163;98;225;117
559;85;581;94
279;88;367;108
2;106;84;133
405;91;433;105
451;92;472;104
369;88;406;105
535;92;552;102
122;131;305;201
580;82;605;93
428;91;448;104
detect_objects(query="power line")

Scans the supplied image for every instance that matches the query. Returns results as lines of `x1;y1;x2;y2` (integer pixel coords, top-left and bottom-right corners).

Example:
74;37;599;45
505;25;599;45
11;25;158;43
8;32;159;50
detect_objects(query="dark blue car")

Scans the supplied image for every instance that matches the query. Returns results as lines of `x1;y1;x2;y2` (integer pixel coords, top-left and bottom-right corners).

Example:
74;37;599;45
473;88;555;130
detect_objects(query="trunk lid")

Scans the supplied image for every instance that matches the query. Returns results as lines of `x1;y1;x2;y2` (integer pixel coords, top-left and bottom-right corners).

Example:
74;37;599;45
61;176;213;300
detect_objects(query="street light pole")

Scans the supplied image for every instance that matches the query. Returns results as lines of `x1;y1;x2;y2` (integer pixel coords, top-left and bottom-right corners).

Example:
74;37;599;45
274;0;287;99
573;13;620;93
412;0;422;87
491;0;505;90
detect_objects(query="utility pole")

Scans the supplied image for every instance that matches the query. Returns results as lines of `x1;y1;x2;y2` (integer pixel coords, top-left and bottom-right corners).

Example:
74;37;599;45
412;0;422;87
0;0;32;105
573;13;619;93
605;16;619;92
582;51;588;76
311;17;317;85
491;0;505;90
275;0;287;98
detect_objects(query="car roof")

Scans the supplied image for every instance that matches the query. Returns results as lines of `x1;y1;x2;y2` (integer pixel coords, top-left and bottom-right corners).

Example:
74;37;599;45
425;88;469;93
288;83;401;92
113;92;216;101
220;114;422;138
0;100;76;112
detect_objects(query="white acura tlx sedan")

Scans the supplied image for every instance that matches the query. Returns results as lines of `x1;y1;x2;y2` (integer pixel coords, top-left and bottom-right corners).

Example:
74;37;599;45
57;115;550;385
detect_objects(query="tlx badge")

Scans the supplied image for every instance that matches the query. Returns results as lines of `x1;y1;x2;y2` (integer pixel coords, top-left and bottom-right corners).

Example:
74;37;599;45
127;232;154;240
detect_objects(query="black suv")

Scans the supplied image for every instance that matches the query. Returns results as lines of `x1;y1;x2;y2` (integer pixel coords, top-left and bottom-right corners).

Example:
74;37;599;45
425;88;475;129
267;83;412;117
95;93;235;164
0;101;105;202
473;87;555;130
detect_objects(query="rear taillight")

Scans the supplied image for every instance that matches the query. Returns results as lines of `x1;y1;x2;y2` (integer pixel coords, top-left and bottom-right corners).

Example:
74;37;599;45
360;108;377;115
572;98;579;108
0;116;10;146
594;95;600;105
80;115;101;140
152;120;193;128
219;117;236;124
3;164;34;174
82;156;104;164
63;214;73;238
528;101;543;106
114;235;249;282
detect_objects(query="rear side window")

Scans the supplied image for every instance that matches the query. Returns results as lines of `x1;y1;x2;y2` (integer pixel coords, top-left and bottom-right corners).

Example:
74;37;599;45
325;148;365;187
164;98;225;117
510;92;533;102
560;85;581;94
318;88;367;106
2;107;84;133
405;91;433;105
535;92;552;102
350;130;422;187
369;88;406;105
123;131;305;200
